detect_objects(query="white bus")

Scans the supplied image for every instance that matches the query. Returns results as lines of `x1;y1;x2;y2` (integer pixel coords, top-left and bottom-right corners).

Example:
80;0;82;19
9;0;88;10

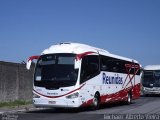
26;42;141;109
141;65;160;95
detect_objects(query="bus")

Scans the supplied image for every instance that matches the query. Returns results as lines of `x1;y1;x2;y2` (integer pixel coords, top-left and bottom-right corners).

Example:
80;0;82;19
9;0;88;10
141;65;160;95
26;42;141;109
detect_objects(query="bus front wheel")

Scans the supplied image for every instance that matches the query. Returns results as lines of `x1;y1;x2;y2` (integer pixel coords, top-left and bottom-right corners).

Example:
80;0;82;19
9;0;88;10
92;93;100;110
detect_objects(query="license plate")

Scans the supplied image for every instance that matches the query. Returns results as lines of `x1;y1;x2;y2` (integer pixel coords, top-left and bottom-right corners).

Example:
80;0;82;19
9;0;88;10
48;101;56;104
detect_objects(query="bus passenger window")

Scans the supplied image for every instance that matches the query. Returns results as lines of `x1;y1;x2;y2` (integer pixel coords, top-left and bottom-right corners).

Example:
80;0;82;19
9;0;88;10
100;56;110;71
112;61;120;72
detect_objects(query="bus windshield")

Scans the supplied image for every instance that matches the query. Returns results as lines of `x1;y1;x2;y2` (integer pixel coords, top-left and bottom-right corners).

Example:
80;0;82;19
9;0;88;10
34;53;78;89
142;70;160;87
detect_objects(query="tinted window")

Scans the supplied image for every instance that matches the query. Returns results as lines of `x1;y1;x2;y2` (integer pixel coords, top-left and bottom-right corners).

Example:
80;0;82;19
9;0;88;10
34;54;78;89
125;62;140;75
142;70;160;87
80;55;100;84
58;57;75;64
100;55;140;75
100;55;125;73
100;56;111;71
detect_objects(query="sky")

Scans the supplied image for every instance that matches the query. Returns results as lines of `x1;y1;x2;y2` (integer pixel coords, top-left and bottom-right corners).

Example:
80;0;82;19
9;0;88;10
0;0;160;66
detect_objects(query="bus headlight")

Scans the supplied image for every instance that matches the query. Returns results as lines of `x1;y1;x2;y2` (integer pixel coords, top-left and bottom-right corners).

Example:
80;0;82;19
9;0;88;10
33;93;40;98
66;92;79;99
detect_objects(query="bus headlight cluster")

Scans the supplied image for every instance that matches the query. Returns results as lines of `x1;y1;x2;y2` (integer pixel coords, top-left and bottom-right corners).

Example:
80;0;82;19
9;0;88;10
33;93;40;98
66;92;79;99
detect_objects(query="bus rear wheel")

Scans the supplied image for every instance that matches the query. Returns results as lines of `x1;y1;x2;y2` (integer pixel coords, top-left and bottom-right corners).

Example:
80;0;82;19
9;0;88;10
126;92;132;104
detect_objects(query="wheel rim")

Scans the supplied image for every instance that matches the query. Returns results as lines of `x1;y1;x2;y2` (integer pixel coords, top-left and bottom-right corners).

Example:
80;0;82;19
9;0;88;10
128;93;131;103
93;97;98;107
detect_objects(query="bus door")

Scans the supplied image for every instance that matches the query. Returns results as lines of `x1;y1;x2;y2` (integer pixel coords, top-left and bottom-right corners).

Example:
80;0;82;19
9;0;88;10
78;52;100;105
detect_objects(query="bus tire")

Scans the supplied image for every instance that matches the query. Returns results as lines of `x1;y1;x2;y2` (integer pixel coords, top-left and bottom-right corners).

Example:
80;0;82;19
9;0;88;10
126;92;132;104
92;93;100;110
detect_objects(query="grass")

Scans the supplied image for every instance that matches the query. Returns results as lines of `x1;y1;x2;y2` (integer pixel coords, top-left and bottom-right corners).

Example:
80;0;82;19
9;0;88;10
0;100;32;108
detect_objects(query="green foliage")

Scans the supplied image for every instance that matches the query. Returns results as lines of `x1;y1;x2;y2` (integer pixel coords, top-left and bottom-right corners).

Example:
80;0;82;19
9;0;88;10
0;100;32;108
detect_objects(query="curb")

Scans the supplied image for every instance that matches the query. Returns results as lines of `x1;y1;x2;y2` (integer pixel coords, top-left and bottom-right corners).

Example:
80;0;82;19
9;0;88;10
0;107;45;115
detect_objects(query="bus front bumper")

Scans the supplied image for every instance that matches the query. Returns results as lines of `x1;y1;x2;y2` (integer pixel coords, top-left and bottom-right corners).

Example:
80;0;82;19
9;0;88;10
33;98;80;108
142;87;160;95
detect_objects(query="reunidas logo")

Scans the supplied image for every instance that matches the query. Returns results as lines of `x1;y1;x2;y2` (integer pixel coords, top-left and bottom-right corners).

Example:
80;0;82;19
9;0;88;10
102;73;123;85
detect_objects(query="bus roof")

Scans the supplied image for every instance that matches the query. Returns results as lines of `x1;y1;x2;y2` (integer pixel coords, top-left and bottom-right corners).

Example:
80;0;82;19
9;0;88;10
42;42;109;54
42;42;139;63
144;65;160;70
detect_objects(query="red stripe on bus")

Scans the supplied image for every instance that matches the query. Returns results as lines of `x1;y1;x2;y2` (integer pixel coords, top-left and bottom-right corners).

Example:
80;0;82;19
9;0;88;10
33;83;86;98
76;52;96;60
28;56;39;62
81;83;140;107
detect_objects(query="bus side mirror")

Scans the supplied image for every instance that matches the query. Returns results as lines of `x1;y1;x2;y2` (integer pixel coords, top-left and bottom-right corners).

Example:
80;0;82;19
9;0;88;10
74;59;80;69
26;60;32;70
26;56;39;70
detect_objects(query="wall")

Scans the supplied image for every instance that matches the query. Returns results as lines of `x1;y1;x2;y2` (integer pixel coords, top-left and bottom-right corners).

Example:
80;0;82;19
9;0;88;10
0;61;34;103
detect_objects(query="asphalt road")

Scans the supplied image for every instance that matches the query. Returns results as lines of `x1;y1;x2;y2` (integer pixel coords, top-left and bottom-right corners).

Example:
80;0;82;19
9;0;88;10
1;95;160;120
